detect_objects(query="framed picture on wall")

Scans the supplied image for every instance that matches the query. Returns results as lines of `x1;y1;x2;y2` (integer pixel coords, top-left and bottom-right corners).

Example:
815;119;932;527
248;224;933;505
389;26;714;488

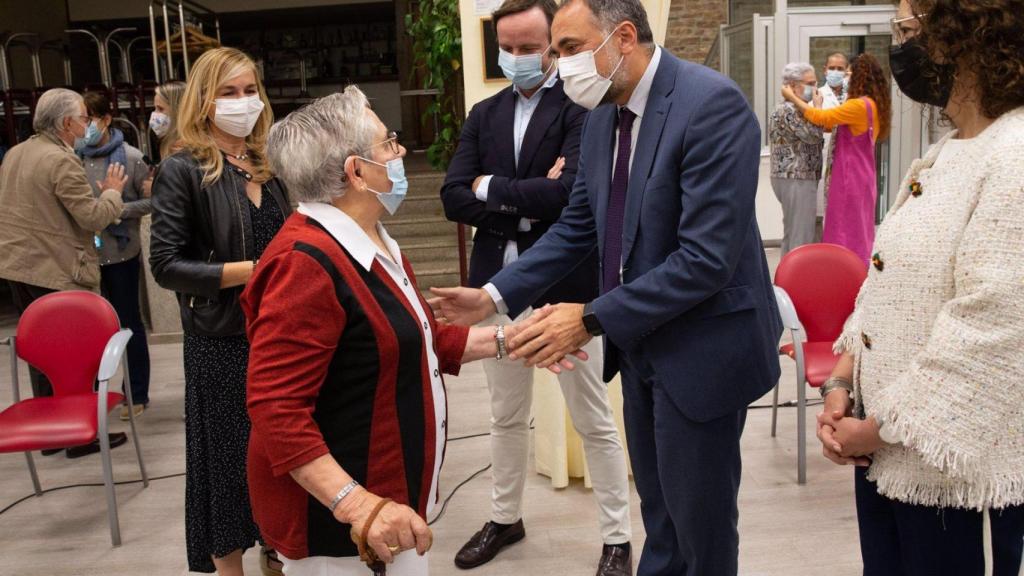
480;17;505;82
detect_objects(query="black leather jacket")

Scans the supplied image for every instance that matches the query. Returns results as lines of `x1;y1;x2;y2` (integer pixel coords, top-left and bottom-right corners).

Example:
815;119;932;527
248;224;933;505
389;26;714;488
150;151;291;337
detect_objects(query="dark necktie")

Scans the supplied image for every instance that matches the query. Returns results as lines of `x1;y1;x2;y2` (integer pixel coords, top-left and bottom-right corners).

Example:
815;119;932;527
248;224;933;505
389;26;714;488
602;107;636;294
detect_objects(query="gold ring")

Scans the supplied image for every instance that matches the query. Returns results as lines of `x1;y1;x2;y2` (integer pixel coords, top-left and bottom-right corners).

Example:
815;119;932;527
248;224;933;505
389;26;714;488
387;544;401;554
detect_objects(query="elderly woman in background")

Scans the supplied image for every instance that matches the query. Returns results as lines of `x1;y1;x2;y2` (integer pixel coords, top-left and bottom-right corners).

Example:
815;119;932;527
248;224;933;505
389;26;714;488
242;86;565;576
150;47;290;575
816;1;1024;574
783;53;892;266
0;87;128;457
79;90;153;421
769;62;824;256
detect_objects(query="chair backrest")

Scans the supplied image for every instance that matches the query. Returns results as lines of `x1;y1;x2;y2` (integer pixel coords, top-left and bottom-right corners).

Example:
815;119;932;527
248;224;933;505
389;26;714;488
15;291;121;396
774;243;866;343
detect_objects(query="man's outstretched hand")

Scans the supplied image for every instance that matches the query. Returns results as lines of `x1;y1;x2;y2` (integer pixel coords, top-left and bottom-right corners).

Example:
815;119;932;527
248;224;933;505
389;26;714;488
508;303;591;370
428;287;497;326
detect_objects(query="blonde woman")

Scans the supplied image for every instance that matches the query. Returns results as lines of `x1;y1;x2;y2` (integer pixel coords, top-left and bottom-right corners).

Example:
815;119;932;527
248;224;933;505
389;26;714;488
152;80;186;160
150;47;291;575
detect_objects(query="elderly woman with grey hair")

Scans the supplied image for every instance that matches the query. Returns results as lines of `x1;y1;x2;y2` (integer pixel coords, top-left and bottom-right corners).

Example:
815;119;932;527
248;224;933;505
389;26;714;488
769;62;825;255
0;88;131;458
241;86;567;576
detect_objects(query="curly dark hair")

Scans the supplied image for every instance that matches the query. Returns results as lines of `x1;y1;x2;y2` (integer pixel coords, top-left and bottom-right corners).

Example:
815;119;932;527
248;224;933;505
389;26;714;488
910;0;1024;118
847;53;892;141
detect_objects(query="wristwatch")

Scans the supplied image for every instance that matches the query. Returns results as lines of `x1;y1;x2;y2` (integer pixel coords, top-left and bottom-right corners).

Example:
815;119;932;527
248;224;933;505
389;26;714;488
582;302;604;337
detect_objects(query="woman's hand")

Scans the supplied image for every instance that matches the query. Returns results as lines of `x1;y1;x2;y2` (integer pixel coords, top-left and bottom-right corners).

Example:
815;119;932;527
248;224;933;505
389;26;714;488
781;85;798;104
816;390;870;466
812;86;824;109
339;489;432;563
832;416;884;461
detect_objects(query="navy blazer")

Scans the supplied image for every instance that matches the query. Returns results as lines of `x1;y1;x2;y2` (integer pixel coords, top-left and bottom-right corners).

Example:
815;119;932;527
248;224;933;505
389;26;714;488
441;79;597;307
490;51;783;422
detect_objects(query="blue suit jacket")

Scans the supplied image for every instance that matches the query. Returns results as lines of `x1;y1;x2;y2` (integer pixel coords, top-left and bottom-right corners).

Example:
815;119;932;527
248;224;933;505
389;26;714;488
441;80;598;306
490;50;783;423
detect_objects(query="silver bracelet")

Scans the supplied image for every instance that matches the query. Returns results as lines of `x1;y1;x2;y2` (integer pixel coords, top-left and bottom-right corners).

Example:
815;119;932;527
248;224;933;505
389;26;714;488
819;377;854;399
495;325;507;360
329;480;360;513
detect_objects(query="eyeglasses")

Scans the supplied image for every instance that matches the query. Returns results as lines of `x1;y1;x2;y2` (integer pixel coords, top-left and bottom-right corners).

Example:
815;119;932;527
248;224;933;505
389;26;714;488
365;130;401;156
891;13;926;45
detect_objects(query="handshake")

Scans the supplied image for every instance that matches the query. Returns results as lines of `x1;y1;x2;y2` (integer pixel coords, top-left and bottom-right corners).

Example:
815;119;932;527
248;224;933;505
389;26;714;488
428;287;593;374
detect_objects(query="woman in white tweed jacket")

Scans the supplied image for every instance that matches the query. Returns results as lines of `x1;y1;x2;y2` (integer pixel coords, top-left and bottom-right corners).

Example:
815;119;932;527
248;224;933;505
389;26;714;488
814;1;1024;575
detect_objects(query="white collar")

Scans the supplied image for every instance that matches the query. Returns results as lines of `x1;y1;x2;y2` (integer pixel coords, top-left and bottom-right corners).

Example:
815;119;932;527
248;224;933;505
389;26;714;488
512;70;559;100
297;201;402;272
622;46;662;119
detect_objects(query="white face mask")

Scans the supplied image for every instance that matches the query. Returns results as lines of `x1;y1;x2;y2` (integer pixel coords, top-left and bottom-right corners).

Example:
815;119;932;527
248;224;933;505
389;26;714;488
213;95;264;138
557;25;624;110
149;111;171;138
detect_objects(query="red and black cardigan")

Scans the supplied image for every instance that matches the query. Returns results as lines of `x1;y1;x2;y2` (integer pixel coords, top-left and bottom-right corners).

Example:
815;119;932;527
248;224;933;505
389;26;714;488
241;213;470;561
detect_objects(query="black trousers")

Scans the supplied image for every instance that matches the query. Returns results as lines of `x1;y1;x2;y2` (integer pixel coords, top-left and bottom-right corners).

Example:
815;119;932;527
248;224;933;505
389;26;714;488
100;256;151;405
856;466;1024;576
7;281;56;397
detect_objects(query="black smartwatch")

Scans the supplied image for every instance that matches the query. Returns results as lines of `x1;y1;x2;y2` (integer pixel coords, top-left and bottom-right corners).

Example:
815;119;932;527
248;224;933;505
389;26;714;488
582;302;604;336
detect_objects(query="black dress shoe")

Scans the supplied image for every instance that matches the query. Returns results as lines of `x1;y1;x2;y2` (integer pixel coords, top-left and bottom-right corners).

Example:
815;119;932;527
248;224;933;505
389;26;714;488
596;544;632;576
41;448;63;456
454;520;526;569
66;433;128;459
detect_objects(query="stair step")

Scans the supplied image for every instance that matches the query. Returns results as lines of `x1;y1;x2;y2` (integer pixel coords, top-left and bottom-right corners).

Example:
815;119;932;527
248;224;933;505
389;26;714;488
384;217;459;239
396;196;446;218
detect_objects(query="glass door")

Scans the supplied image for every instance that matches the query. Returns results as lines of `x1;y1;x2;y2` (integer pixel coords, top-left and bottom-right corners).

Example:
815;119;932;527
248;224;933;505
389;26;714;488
786;5;918;218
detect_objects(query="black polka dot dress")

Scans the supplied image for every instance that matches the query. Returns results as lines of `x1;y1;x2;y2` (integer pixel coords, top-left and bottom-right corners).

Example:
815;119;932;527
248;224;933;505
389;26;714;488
184;184;284;573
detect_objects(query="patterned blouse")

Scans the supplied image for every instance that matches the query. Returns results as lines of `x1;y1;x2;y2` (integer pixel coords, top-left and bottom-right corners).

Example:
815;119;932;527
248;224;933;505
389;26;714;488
769;102;824;180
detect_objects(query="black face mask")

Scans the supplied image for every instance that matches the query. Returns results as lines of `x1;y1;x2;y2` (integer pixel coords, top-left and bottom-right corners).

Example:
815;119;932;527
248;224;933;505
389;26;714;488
889;37;953;108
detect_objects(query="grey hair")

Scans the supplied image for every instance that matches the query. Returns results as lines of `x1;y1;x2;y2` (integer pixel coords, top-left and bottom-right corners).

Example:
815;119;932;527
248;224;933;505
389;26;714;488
33;88;83;137
782;62;815;85
266;85;375;203
560;0;654;44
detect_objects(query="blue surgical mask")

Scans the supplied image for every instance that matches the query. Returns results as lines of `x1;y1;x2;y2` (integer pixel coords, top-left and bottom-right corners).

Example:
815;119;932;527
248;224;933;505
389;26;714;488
360;156;408;215
498;47;552;90
75;120;102;151
825;70;846;88
803;85;815;102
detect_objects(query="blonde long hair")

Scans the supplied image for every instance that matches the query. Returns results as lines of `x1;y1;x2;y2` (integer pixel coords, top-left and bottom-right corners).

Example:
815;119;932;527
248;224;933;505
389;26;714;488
156;80;186;160
176;47;274;185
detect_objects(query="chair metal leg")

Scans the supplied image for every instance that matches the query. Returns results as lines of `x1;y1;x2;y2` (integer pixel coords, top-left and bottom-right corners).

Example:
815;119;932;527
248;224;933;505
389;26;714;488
23;451;42;496
797;365;807;485
97;380;122;546
122;356;148;487
770;381;780;437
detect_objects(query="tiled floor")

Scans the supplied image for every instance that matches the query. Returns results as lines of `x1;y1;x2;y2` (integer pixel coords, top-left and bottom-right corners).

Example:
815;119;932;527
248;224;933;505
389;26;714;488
0;249;865;575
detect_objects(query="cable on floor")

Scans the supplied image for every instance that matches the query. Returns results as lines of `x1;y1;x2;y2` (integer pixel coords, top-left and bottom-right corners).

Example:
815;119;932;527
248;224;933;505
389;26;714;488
0;472;185;516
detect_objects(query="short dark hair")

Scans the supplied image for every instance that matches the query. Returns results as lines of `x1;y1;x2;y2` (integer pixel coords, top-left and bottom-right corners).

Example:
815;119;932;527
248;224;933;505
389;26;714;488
83;91;112;118
559;0;654;44
492;0;557;31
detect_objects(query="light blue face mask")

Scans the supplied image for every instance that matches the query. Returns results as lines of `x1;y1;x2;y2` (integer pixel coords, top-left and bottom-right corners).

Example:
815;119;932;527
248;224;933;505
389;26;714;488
826;70;846;88
498;47;552;90
361;156;408;215
75;120;103;151
803;85;815;102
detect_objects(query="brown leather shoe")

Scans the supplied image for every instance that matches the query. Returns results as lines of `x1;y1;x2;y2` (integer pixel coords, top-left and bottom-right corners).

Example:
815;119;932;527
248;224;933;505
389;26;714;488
454;520;526;569
596;544;632;576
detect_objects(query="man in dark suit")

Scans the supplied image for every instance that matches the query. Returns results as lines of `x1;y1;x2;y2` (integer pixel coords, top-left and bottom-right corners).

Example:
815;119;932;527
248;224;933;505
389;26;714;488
432;0;783;574
440;1;633;575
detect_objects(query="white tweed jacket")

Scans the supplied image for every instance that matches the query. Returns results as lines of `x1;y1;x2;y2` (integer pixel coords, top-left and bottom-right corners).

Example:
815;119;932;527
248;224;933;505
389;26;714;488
834;107;1024;510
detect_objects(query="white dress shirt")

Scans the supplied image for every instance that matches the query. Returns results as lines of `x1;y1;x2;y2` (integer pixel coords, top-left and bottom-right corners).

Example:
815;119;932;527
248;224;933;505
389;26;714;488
296;201;447;519
485;47;663;314
475;72;560;267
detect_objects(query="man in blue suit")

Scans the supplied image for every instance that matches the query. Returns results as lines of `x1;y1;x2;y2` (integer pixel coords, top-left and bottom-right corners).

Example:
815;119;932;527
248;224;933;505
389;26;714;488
432;0;783;573
441;2;633;575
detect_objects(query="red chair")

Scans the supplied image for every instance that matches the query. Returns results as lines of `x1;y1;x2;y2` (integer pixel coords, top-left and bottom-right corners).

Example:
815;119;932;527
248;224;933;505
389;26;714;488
0;291;147;546
772;244;866;484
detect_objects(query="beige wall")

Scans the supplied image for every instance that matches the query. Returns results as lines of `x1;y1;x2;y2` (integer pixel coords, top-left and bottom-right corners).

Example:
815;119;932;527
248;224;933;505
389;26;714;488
458;0;671;113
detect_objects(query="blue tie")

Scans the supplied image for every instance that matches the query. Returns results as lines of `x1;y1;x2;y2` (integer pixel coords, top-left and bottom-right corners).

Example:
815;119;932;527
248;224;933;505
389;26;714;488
603;108;636;294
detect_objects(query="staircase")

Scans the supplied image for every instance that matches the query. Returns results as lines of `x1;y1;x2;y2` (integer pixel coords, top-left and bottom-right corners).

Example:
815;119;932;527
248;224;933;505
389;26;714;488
383;159;469;292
